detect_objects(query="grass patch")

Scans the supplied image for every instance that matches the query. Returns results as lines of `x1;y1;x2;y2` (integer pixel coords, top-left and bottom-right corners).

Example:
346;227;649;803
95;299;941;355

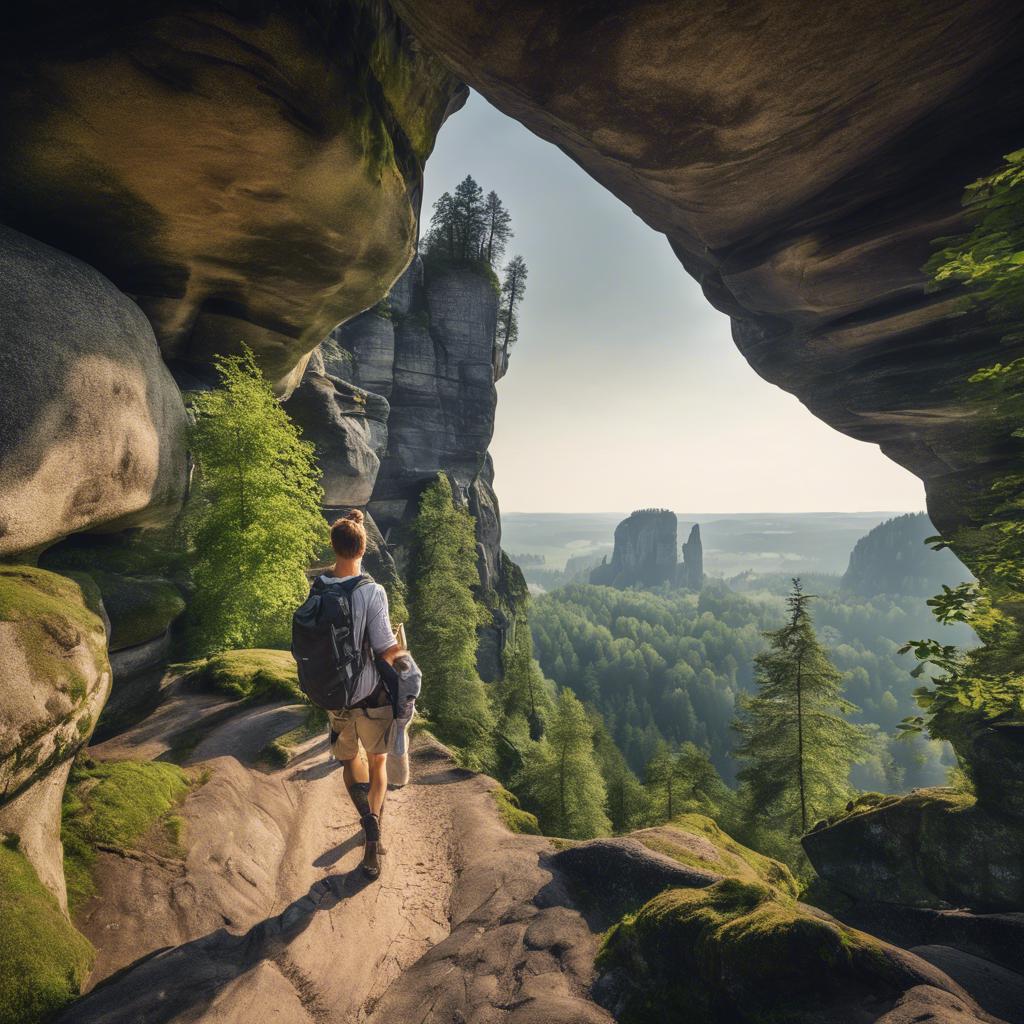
89;572;185;652
636;813;799;898
188;649;302;704
256;707;328;770
62;758;192;913
0;837;93;1024
493;786;541;835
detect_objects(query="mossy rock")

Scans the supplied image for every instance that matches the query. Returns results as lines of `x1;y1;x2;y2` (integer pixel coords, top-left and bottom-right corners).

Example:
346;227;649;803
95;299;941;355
802;786;1023;912
597;877;923;1023
633;814;798;899
492;785;541;835
0;565;109;801
61;758;191;913
89;571;185;652
188;649;302;704
0;838;93;1024
38;527;188;580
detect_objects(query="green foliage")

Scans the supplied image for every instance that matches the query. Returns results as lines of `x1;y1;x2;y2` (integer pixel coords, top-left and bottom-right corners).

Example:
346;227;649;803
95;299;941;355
514;690;610;839
422;175;512;272
900;151;1024;758
497;607;555;738
61;758;191;913
185;346;327;654
590;710;651;833
644;740;730;824
492;785;541;835
189;648;303;704
733;580;871;834
408;474;496;768
0;841;93;1024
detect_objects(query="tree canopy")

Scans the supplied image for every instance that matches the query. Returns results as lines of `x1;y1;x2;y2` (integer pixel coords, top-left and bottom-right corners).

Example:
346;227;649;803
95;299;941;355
185;347;326;653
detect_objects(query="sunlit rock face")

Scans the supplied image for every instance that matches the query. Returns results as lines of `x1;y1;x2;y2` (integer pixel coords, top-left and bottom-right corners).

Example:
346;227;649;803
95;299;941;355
0;226;188;559
0;2;466;393
334;255;503;567
389;0;1024;540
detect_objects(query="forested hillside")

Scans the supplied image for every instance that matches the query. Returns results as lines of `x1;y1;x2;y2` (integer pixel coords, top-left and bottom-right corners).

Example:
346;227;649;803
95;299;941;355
531;580;974;790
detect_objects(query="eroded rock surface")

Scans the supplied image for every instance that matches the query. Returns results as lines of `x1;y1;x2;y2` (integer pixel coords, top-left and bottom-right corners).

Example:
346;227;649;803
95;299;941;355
0;226;188;559
389;0;1024;543
0;2;466;391
0;567;110;907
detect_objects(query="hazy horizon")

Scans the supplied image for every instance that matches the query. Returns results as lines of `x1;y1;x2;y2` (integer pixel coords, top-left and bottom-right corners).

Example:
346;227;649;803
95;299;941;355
422;92;927;515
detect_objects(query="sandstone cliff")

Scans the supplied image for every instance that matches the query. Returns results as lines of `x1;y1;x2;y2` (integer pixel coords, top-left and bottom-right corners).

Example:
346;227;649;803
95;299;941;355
591;509;704;591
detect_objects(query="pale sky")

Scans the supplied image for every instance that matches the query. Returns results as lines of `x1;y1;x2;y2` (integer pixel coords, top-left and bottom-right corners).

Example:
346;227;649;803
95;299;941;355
422;93;926;515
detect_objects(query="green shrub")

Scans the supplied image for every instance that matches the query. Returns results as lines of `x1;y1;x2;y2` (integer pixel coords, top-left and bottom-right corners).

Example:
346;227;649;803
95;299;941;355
62;759;191;912
0;840;93;1024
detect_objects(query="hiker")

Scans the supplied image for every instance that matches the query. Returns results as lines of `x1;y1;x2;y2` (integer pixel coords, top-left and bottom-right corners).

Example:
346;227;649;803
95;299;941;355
292;509;410;880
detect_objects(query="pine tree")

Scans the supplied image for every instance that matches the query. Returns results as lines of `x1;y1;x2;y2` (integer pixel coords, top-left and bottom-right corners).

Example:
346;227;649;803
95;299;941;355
498;608;555;740
408;473;496;768
186;346;327;653
516;690;610;838
424;190;457;259
733;579;870;833
496;255;528;355
482;190;512;268
452;174;486;261
591;710;650;832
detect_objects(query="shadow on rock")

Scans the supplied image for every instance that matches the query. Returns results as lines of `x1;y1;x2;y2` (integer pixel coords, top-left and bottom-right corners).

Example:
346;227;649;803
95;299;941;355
58;870;373;1024
313;832;363;868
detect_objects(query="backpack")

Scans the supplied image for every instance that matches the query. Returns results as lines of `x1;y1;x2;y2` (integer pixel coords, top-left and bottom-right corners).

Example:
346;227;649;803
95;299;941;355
291;574;376;710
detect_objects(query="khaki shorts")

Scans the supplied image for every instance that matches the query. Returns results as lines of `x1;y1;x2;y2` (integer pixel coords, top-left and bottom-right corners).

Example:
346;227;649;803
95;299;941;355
327;705;394;761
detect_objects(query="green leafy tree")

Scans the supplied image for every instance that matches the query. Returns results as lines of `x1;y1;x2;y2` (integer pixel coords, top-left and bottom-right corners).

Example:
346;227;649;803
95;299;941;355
516;690;610;838
408;474;496;768
186;346;326;653
733;579;869;833
901;150;1024;759
497;254;528;356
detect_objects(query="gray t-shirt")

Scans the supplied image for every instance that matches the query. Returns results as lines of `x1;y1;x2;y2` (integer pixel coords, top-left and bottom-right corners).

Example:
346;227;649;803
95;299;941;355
318;574;397;705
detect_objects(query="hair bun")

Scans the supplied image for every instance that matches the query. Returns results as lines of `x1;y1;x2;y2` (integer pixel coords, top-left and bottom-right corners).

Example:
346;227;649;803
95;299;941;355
344;509;365;524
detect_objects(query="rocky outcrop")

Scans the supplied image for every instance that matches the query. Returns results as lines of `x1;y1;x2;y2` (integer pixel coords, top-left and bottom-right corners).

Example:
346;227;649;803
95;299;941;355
285;363;390;512
0;566;110;908
591;509;678;588
591;509;704;590
332;254;520;673
0;225;188;559
842;513;971;598
679;523;704;591
802;788;1024;914
0;2;466;393
388;0;1024;551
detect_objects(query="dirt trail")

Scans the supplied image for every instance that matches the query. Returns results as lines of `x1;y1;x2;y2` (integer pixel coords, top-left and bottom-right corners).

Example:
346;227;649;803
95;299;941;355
63;690;610;1023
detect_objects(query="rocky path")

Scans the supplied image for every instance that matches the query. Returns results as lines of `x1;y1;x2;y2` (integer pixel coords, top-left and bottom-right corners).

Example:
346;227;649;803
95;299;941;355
62;692;611;1024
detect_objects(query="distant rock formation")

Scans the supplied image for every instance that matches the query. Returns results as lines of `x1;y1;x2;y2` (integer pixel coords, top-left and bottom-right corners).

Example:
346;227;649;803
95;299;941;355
591;510;703;590
841;513;971;598
679;524;704;591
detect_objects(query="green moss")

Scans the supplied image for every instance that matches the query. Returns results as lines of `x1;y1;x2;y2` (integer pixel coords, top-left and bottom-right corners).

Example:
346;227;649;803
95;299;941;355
0;840;93;1024
256;707;327;770
61;758;191;913
637;814;799;899
492;785;541;835
189;649;303;704
39;528;188;579
89;572;185;651
598;877;904;1023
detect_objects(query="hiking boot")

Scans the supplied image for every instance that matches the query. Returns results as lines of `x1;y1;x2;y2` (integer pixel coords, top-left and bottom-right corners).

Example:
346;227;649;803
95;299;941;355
361;840;383;880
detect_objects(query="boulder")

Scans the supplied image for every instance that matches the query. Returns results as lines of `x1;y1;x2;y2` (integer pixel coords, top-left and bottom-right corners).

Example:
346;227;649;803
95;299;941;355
802;788;1024;913
0;226;189;559
285;368;390;509
0;2;466;393
0;566;111;908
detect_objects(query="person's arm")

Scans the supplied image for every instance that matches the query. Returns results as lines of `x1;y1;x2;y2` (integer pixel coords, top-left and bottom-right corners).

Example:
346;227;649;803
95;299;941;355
366;586;407;664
